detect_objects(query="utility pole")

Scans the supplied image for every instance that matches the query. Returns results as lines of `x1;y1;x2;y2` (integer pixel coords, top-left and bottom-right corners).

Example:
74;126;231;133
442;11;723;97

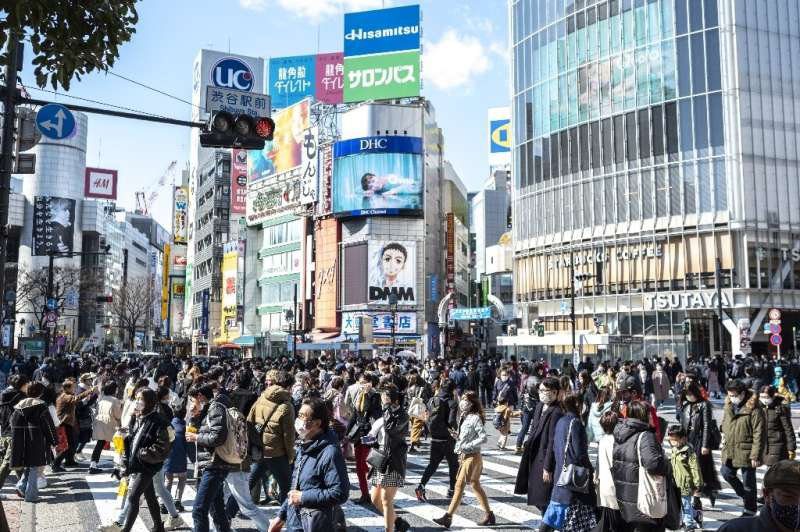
292;283;297;359
570;250;576;356
44;252;55;357
715;258;725;357
0;37;21;321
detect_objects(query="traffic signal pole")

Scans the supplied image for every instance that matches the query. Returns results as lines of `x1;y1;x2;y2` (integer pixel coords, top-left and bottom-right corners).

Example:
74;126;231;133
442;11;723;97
0;37;21;323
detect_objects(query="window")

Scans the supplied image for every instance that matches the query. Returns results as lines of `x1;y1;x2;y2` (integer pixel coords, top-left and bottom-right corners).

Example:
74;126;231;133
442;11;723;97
580;124;590;171
542;137;551;180
693;95;709;154
642;168;654;218
625;111;638;161
614;115;625;164
552;132;561;178
704;0;718;27
714;157;727;211
683;162;696;215
590;121;601;171
691;32;706;94
675;0;688;34
602;118;613;168
708;92;724;153
655;167;667;217
669;164;682;215
569;127;579;173
679;98;693;155
690;0;704;31
630;171;640;220
677;36;691;96
638;108;651;159
605;175;616;224
665;101;679;158
705;30;721;91
698;160;712;212
651;105;664;158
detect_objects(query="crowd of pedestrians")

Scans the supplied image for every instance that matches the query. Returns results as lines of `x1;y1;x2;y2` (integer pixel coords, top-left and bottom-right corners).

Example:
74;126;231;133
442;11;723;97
0;350;797;531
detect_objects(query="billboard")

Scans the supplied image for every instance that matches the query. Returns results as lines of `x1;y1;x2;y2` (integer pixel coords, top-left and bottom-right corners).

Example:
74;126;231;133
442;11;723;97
169;278;185;337
84;167;118;200
231;149;248;215
170;245;187;275
488;107;511;166
173;186;188;244
248;99;310;183
314;219;339;330
33;196;75;255
343;5;421;57
269;55;316;109
246;173;301;226
316;53;344;104
343;311;417;335
332;136;423;217
368;240;416;306
318;143;333;216
343;50;420;103
299;126;318;205
219;250;239;342
191;50;265;121
161;244;170;321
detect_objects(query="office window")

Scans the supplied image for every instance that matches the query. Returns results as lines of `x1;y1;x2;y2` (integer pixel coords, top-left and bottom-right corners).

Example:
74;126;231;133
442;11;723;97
638;108;651;159
679;98;693;155
625;111;638;161
655;167;667;217
642;168;654;218
583;181;593;226
665;101;679;158
675;0;688;34
560;131;569;177
602;118;614;167
630;171;641;220
691;32;706;94
551;132;561;178
614;115;625;164
690;0;704;31
704;0;718;27
580;124;590;171
669;164;682;215
705;30;721;91
570;127;579;173
698;160;712;212
677;36;691;97
714;157;727;211
591;121;601;171
708;92;724;153
662;40;677;100
683;162;696;215
542;137;551;180
651;105;664;158
617;172;628;222
605;175;616;224
694;95;709;154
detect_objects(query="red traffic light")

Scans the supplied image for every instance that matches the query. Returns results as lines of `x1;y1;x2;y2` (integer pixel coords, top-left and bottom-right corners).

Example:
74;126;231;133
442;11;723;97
95;295;113;303
255;117;275;140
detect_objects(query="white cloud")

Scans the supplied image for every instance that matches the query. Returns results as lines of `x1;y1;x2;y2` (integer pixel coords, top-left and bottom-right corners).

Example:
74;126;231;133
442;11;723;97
423;29;491;91
240;0;387;22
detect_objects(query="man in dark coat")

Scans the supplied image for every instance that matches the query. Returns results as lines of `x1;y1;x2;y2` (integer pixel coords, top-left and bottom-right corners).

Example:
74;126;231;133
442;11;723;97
0;374;28;490
10;381;57;502
719;460;800;532
416;378;458;502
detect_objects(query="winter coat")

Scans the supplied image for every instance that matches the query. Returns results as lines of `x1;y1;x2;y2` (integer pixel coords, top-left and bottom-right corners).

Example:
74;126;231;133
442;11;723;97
123;410;171;475
230;387;258;420
426;390;458;442
514;402;563;510
670;443;702;496
10;397;57;468
493;379;518;406
762;396;796;466
453;413;487;455
92;394;122;442
550;413;594;506
279;430;350;532
55;392;81;427
247;385;296;461
0;387;25;437
520;376;540;412
679;399;714;451
721;391;765;468
164;418;187;474
612;417;667;525
652;371;671;401
346;388;382;442
369;405;409;477
586;401;612;443
596;433;618;509
196;392;238;471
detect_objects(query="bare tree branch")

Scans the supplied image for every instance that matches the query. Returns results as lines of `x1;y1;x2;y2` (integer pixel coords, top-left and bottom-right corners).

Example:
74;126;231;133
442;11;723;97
107;277;158;350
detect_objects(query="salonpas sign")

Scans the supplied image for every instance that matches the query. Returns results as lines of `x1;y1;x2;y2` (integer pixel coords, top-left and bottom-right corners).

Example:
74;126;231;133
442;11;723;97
644;290;732;311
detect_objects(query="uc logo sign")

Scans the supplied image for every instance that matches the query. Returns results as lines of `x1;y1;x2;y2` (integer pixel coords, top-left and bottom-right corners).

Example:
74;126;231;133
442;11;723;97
490;119;511;153
211;57;254;91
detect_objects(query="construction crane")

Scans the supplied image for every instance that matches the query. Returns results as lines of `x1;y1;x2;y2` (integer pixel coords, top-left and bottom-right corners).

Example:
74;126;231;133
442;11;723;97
135;160;177;215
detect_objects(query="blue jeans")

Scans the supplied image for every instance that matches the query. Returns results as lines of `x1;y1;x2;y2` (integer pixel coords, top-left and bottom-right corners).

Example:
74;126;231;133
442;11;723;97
154;466;178;518
516;409;534;447
222;471;269;532
249;456;291;504
681;495;698;529
720;461;757;513
16;467;38;502
192;468;230;532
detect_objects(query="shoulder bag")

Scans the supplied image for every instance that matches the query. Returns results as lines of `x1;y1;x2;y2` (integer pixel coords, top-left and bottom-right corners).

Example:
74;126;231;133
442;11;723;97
556;418;591;493
636;432;667;518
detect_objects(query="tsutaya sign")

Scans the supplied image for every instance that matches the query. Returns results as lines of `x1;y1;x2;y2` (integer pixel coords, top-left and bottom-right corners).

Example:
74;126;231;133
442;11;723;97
548;244;663;270
645;290;732;311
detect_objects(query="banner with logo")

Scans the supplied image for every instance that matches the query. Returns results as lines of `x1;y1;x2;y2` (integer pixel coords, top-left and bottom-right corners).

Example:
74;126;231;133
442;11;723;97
315;52;344;104
219;250;239;342
161;244;170;321
343;50;420;103
192;50;265;122
343;311;417;335
368;240;416;306
269;55;316;109
488;107;511;166
300;126;318;205
84;167;118;200
169;278;185;338
173;186;188;244
344;5;421;57
332;136;423;217
246;171;302;226
32;196;75;256
231;149;248;214
248;99;310;183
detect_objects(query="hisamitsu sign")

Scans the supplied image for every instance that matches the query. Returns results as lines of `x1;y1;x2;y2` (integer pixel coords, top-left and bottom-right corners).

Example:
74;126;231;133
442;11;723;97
344;5;421;57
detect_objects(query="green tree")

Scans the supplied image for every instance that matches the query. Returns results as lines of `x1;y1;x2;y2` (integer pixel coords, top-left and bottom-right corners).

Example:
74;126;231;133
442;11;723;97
0;1;139;89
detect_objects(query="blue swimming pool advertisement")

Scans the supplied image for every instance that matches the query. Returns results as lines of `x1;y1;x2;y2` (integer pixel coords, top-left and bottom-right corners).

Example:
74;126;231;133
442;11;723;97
332;136;423;217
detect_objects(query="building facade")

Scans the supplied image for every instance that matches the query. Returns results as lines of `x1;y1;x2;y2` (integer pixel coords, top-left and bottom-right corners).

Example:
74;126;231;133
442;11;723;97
505;0;800;363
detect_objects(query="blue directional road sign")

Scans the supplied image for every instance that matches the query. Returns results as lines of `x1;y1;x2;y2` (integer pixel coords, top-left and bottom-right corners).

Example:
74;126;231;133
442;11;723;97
36;104;75;140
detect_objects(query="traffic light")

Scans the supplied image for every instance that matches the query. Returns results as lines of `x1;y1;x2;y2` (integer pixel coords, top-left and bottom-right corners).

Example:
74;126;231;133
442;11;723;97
199;111;275;149
14;108;38;174
96;295;113;303
683;319;691;335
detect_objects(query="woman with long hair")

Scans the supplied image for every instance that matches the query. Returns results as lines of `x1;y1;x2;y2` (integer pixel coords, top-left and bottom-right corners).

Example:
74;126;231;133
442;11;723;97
586;386;614;444
759;385;796;465
577;370;598;425
679;381;721;505
433;391;495;528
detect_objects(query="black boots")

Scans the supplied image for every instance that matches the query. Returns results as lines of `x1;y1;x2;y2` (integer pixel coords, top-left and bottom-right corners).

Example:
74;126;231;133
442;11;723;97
433;513;452;529
478;511;496;526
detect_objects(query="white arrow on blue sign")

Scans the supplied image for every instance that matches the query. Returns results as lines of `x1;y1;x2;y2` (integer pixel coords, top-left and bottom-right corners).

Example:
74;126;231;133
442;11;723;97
36;104;75;140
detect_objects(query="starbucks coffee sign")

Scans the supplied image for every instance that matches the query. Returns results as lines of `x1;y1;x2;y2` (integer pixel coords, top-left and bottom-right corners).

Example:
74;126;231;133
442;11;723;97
548;244;663;270
644;290;732;311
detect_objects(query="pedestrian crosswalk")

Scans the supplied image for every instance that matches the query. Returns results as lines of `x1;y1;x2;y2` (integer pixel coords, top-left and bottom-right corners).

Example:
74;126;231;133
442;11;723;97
2;403;782;532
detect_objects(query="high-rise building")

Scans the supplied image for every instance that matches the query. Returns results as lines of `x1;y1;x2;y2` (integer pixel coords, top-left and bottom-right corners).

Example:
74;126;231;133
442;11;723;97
505;0;800;363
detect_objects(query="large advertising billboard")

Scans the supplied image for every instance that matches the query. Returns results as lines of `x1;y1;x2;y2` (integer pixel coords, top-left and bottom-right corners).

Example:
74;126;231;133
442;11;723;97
173;186;188;244
314;218;339;330
343;50;420;103
316;53;344;104
248;99;310;183
169;278;185;338
33;196;75;255
368;240;416;306
268;55;316;109
343;5;421;57
488;107;511;167
219;249;239;342
231;149;248;215
332;136;423;217
191;50;265;122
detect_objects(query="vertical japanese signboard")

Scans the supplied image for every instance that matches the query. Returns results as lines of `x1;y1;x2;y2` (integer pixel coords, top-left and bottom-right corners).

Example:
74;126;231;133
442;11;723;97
268;55;316;109
231;149;248;215
33;196;75;255
315;53;344;104
173;187;188;244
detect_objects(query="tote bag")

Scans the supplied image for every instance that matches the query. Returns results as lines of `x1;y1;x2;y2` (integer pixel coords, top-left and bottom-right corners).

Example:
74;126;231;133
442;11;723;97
635;432;667;519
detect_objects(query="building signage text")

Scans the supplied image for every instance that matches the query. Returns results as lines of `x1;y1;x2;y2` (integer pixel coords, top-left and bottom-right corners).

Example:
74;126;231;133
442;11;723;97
548;245;663;270
644;290;732;311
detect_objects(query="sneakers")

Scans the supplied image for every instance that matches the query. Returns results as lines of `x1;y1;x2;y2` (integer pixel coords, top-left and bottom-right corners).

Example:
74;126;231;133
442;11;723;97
165;515;186;530
160;504;168;514
98;523;122;532
50;465;65;473
433;513;452;529
415;484;427;502
174;501;185;513
395;516;411;532
37;475;47;489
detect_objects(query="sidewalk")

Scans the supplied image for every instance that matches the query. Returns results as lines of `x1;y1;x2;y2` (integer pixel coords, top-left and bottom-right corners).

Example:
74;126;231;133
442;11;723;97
3;498;22;532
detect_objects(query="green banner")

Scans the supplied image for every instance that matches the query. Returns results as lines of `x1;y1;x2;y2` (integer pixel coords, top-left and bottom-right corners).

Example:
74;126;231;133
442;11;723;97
344;50;420;103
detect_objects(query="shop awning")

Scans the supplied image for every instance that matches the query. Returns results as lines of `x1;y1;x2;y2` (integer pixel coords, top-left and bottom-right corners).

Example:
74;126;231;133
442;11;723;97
233;336;256;347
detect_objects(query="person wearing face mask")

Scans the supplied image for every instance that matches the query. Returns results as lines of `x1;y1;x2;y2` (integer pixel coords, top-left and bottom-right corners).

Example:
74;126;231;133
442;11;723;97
268;397;349;532
433;391;494;528
718;460;800;532
416;378;459;503
720;379;765;517
514;377;563;517
346;372;383;505
760;385;797;466
493;368;518;408
652;364;671;409
679;381;721;507
619;377;663;443
52;378;97;472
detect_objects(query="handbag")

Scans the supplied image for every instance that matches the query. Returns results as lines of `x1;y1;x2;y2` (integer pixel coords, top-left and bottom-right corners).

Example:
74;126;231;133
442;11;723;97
556;419;592;494
366;447;389;471
635;433;667;518
706;418;721;451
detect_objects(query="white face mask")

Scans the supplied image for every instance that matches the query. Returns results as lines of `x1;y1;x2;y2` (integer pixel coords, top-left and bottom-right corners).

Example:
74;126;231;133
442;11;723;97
459;400;470;412
295;417;310;439
501;376;509;382
539;390;556;404
730;395;743;406
760;396;772;406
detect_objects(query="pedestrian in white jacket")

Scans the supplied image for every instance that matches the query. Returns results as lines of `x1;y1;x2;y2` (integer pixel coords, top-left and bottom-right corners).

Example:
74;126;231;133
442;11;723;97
595;409;623;530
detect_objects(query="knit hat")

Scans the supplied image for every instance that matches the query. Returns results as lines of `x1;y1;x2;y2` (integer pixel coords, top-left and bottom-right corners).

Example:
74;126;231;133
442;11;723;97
764;460;800;490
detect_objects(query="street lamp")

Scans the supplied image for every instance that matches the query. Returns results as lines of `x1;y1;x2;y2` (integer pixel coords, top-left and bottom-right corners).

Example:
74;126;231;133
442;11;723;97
388;292;398;356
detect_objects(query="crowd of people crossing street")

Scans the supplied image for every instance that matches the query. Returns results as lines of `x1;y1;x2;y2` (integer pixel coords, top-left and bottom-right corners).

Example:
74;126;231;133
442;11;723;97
0;351;799;531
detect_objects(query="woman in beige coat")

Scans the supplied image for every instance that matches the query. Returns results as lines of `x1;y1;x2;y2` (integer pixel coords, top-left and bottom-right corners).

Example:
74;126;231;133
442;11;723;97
89;381;122;474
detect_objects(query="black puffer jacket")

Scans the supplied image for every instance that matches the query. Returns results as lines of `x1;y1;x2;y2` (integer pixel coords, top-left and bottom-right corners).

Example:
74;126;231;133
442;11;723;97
124;410;171;475
680;399;713;450
762;396;796;466
196;392;238;471
0;387;25;436
612;417;667;525
375;404;409;477
427;390;457;442
10;398;57;468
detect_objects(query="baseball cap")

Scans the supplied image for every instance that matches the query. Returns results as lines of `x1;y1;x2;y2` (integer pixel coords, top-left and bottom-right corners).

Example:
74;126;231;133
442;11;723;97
622;376;641;393
764;460;800;490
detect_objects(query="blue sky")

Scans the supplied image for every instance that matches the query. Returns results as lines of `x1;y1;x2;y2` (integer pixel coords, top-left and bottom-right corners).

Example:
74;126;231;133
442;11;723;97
19;0;509;229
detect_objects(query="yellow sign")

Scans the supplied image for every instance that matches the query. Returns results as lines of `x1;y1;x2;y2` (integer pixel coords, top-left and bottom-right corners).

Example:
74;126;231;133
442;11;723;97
161;244;170;321
218;250;239;343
